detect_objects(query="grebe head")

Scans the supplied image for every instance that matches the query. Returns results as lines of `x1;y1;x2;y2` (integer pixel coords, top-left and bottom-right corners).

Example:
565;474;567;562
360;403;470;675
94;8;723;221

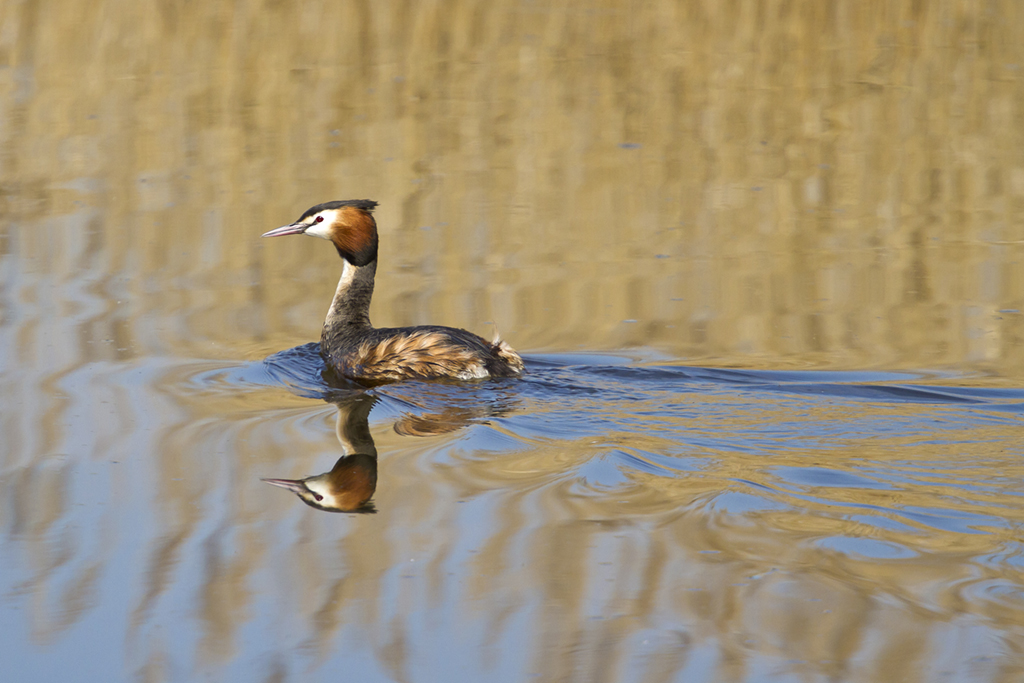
261;453;377;513
262;199;379;266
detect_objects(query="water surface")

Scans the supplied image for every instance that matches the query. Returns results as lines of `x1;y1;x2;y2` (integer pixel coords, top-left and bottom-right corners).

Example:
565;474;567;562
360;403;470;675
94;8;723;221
5;344;1024;681
3;1;1024;681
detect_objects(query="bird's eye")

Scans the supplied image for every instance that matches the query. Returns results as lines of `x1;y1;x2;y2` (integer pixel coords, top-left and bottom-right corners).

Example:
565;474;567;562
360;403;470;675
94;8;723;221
314;493;324;501
314;216;324;223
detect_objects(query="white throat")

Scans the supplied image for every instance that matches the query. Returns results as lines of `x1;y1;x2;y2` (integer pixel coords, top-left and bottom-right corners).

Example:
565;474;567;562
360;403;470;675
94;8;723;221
329;260;357;314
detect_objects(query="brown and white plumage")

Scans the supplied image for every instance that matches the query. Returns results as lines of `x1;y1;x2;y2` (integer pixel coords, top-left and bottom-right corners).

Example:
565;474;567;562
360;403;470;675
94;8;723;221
262;394;378;512
262;200;525;384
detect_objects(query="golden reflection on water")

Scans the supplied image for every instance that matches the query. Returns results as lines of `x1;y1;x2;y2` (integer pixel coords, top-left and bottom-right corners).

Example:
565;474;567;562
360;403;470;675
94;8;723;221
3;0;1024;370
2;0;1024;681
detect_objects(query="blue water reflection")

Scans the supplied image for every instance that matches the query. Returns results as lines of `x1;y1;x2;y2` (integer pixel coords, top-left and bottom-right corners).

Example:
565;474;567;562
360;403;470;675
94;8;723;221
4;346;1024;682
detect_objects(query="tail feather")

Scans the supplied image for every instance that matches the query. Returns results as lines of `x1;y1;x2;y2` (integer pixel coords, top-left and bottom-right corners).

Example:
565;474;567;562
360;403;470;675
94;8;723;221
492;340;525;375
484;324;524;376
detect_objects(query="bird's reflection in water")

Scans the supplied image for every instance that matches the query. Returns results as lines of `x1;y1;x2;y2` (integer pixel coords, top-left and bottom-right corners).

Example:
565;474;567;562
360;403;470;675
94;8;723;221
263;383;512;513
262;392;379;513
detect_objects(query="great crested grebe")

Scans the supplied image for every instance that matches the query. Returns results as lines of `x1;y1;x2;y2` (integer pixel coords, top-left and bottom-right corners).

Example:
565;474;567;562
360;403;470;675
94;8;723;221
262;200;524;383
262;393;378;513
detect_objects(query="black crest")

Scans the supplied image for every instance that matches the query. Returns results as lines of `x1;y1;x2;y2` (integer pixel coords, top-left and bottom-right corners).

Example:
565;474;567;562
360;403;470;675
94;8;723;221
299;199;378;222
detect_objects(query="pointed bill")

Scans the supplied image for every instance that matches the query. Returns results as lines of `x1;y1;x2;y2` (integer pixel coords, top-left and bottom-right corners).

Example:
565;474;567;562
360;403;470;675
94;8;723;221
261;222;309;238
260;478;308;494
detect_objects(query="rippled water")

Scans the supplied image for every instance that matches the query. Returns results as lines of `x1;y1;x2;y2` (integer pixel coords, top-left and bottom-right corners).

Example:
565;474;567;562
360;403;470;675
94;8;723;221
6;342;1022;681
5;0;1024;680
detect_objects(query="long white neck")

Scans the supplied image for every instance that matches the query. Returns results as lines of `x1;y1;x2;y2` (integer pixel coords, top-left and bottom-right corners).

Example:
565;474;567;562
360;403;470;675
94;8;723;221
324;259;376;331
334;395;378;457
